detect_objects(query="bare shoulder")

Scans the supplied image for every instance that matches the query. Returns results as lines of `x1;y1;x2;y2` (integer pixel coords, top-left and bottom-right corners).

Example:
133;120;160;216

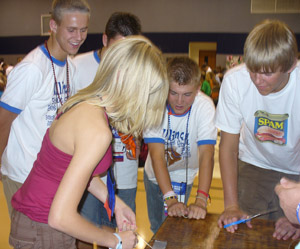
72;102;112;144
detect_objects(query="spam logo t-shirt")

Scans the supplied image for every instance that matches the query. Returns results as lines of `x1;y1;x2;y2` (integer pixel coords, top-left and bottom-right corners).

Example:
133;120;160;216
254;110;289;145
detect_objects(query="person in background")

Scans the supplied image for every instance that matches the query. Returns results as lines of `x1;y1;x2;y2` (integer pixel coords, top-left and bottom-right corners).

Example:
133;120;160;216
206;71;220;106
0;0;90;216
201;62;212;74
73;12;142;230
200;75;212;97
216;19;300;240
143;56;217;234
9;36;169;249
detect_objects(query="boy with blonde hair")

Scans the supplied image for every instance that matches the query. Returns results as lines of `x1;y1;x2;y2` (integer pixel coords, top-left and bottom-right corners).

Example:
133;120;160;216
0;0;90;216
216;19;300;240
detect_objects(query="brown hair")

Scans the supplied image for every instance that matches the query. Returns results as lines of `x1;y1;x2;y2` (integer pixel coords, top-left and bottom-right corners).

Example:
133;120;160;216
167;57;201;87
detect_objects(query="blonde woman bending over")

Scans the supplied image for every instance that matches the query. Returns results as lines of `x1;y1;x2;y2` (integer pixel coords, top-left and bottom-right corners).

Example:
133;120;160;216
9;36;168;249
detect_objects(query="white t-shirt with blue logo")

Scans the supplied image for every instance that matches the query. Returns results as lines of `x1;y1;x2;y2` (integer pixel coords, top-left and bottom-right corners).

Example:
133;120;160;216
0;45;75;183
144;93;217;185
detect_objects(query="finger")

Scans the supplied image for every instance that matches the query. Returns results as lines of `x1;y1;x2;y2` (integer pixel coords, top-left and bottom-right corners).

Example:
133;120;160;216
246;220;253;229
217;216;225;228
122;220;129;231
292;230;300;240
225;218;238;233
282;229;296;240
274;230;287;240
274;224;289;240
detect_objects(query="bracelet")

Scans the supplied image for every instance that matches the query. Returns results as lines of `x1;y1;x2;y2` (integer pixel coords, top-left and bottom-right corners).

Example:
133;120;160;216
164;195;178;202
163;191;176;199
109;233;122;249
197;190;211;204
197;190;209;198
196;195;207;202
297;203;300;225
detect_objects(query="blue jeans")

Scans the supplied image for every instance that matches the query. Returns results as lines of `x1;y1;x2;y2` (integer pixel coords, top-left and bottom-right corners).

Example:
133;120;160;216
117;188;137;213
79;188;137;228
78;190;116;228
144;171;192;234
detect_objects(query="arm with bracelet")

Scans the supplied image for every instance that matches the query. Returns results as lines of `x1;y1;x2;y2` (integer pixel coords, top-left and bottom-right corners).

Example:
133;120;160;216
187;144;214;219
148;143;188;217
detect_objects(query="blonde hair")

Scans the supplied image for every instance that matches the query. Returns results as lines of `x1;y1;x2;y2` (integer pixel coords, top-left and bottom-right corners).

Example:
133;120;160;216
61;35;168;138
244;19;298;73
51;0;90;25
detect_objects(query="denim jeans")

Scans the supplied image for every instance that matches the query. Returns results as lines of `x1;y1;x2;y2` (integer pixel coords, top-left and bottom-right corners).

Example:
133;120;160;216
78;190;116;228
144;171;192;234
117;187;137;213
79;187;137;228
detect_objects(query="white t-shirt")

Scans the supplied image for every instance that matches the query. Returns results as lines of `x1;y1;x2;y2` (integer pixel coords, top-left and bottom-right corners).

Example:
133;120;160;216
0;44;76;183
216;62;300;175
73;50;138;189
144;93;217;185
72;50;100;92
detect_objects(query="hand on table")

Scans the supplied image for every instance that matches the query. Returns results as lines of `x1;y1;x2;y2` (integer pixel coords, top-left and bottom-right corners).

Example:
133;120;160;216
167;199;188;217
273;216;300;240
218;206;252;233
187;198;207;219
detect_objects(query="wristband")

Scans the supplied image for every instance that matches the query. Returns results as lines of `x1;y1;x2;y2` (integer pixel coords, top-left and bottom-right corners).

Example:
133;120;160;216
197;190;209;198
164;195;178;202
109;233;122;249
197;190;211;204
163;191;176;199
297;203;300;225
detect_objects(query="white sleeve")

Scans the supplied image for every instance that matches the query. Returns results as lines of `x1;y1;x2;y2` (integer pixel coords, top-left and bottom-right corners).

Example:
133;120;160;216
215;72;243;134
1;62;42;111
195;95;217;144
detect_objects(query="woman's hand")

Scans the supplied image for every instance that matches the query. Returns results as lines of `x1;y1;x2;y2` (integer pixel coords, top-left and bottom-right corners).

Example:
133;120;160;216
114;196;136;231
115;231;137;249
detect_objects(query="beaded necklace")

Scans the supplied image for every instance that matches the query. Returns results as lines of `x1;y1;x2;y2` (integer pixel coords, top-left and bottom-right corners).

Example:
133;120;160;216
44;41;70;108
166;105;191;202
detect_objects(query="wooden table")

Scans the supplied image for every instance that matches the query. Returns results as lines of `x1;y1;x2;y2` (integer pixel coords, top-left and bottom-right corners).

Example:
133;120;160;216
146;214;299;249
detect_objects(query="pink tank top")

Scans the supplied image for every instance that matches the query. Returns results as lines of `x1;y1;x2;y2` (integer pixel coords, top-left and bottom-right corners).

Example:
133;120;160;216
12;128;112;223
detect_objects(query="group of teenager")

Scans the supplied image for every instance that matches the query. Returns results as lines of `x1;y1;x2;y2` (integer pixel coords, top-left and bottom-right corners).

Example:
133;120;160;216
0;0;299;248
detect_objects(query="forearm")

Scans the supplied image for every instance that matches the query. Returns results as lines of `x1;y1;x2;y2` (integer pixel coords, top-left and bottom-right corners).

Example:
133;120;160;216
149;143;173;195
49;210;118;247
87;176;108;203
154;160;173;195
197;145;214;193
219;131;240;209
219;145;239;209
